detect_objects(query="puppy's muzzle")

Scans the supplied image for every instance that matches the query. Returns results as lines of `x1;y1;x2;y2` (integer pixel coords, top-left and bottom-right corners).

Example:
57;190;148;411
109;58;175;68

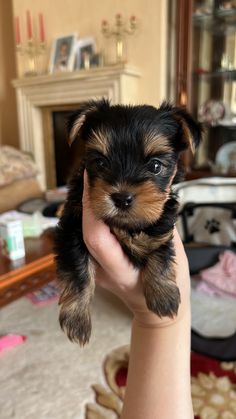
111;192;134;210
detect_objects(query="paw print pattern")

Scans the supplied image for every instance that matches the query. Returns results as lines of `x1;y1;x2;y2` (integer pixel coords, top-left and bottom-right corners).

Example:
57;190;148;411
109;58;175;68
205;218;221;234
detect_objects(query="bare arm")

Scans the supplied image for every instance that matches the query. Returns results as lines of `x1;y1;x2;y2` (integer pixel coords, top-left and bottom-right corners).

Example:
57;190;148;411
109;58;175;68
82;172;193;419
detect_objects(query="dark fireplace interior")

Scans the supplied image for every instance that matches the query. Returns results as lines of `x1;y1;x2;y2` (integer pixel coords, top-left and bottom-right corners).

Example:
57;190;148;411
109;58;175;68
52;110;85;186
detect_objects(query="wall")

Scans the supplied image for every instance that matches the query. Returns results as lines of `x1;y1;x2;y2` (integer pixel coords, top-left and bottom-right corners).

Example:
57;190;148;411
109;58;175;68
12;0;168;106
0;0;19;147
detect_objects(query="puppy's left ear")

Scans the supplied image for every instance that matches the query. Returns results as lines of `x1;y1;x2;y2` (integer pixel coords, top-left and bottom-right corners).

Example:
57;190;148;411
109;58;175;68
67;99;110;146
68;112;86;146
67;102;97;146
173;107;202;154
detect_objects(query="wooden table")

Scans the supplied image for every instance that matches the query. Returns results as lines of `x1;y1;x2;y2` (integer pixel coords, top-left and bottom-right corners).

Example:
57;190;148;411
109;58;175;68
0;231;55;308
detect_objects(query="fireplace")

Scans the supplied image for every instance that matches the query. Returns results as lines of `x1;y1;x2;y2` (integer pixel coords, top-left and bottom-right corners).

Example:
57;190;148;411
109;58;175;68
52;110;71;187
43;106;86;188
12;64;141;189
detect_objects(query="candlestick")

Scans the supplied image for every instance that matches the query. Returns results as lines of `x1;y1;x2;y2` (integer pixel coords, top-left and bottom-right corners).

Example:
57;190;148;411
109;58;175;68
101;14;137;63
26;10;33;40
15;11;47;77
15;16;21;45
39;13;45;43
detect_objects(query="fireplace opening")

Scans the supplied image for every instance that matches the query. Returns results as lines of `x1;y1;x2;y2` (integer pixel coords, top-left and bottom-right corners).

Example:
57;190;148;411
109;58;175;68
53;110;74;186
52;111;69;186
44;108;85;188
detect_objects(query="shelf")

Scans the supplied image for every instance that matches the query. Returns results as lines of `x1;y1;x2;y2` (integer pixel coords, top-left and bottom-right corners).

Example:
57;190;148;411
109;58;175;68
193;69;236;81
193;8;236;27
172;1;236;177
216;8;236;20
185;169;236;180
199;121;236;129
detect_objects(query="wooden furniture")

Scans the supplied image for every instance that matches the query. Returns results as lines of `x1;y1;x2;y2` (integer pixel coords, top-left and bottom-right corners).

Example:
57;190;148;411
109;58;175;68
173;0;236;178
0;231;55;307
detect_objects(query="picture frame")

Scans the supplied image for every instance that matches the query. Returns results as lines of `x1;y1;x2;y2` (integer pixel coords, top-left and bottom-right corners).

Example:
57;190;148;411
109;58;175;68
75;37;96;70
49;34;77;73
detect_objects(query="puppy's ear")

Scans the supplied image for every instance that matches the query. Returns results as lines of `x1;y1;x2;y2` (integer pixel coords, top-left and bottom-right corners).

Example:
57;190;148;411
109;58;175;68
67;99;110;146
173;107;202;154
67;113;86;146
67;102;96;146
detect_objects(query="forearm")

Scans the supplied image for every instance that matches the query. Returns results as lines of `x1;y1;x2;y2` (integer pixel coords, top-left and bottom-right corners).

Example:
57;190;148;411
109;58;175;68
121;310;193;419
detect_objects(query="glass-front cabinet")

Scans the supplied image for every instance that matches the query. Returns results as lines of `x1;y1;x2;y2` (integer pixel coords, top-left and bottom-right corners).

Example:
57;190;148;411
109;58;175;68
172;0;236;177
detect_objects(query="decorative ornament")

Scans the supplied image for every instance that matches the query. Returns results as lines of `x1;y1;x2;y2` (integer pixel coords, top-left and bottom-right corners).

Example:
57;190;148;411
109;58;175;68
101;14;137;63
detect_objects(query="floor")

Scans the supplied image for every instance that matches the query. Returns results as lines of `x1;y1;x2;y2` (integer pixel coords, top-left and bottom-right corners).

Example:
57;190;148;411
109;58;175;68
0;288;132;419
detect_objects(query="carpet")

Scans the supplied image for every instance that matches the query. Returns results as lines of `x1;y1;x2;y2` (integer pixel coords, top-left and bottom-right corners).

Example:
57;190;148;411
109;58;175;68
1;286;236;419
86;346;236;419
0;287;132;419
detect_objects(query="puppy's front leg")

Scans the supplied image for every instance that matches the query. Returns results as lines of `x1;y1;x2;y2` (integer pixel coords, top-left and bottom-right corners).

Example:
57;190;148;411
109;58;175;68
55;209;95;346
142;244;181;318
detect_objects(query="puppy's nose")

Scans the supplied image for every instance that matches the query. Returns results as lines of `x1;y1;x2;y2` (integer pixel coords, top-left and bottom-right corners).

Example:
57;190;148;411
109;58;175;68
111;192;134;210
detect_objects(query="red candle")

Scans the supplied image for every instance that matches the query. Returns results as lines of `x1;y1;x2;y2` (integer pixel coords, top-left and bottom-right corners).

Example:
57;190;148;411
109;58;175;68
39;13;45;43
26;10;33;40
15;16;21;44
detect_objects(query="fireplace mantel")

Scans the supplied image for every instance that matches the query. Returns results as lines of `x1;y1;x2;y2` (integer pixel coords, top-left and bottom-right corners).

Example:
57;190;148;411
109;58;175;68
12;64;141;189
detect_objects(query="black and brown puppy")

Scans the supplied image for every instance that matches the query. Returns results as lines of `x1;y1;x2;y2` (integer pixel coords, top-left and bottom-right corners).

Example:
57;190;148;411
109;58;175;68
55;99;201;345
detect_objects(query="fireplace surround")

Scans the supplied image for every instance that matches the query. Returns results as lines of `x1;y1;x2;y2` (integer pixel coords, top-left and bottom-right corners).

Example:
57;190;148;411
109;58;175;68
12;64;141;189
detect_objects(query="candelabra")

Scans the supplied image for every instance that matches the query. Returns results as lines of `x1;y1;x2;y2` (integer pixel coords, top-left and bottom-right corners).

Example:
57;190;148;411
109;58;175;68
101;14;137;63
16;40;47;76
15;12;47;76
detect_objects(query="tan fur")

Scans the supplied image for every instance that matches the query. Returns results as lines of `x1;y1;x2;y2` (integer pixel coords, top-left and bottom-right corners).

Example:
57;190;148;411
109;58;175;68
90;178;168;227
131;181;167;221
142;253;180;317
89;178;118;219
69;114;86;146
87;129;109;155
112;227;172;259
175;115;195;154
144;134;172;156
58;257;95;345
68;103;99;146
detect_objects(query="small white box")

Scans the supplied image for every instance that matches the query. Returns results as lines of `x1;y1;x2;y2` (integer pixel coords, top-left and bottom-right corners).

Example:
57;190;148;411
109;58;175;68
0;219;25;260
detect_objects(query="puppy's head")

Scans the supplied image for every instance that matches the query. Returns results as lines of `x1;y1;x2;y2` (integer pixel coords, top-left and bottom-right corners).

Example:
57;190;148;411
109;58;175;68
68;99;201;229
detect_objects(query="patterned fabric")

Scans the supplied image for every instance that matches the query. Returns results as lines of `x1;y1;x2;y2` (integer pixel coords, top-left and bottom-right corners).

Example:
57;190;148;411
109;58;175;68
179;204;236;247
86;346;236;419
174;178;236;209
175;178;236;247
0;146;38;187
196;251;236;298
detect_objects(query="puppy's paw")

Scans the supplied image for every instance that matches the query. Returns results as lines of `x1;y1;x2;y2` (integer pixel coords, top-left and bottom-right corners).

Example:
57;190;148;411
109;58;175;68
58;287;92;345
144;280;181;318
59;302;92;345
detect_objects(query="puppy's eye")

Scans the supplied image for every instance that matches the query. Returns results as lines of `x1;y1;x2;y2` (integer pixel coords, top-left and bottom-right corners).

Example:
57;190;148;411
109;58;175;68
95;157;107;169
148;159;162;175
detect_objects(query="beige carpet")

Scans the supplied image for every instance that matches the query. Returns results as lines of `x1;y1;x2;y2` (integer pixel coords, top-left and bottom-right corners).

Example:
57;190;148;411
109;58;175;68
0;288;132;419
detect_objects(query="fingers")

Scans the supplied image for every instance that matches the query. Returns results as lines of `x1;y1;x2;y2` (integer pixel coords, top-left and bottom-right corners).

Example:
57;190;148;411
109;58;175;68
173;226;187;259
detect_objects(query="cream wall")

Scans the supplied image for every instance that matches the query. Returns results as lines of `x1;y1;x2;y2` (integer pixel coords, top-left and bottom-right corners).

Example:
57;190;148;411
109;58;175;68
12;0;168;106
0;0;19;147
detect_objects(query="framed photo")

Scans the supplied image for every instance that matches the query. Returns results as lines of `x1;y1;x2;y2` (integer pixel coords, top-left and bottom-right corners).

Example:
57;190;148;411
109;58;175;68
49;34;77;73
75;37;96;70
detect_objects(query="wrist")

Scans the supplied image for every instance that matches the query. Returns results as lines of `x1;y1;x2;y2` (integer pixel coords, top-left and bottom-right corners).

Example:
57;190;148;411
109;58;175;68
132;300;191;329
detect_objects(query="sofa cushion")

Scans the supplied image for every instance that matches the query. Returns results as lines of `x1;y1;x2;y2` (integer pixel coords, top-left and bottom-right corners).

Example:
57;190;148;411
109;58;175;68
0;178;43;214
0;146;38;187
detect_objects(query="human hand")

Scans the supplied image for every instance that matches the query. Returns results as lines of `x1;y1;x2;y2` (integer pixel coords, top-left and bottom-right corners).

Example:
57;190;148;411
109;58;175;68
82;171;191;327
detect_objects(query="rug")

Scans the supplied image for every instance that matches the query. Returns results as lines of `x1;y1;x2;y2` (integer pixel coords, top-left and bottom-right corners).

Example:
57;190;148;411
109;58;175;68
0;289;132;419
26;281;59;306
86;346;236;419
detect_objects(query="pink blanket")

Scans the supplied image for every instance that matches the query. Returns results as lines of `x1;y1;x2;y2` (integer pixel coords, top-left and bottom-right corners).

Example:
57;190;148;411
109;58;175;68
196;251;236;298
